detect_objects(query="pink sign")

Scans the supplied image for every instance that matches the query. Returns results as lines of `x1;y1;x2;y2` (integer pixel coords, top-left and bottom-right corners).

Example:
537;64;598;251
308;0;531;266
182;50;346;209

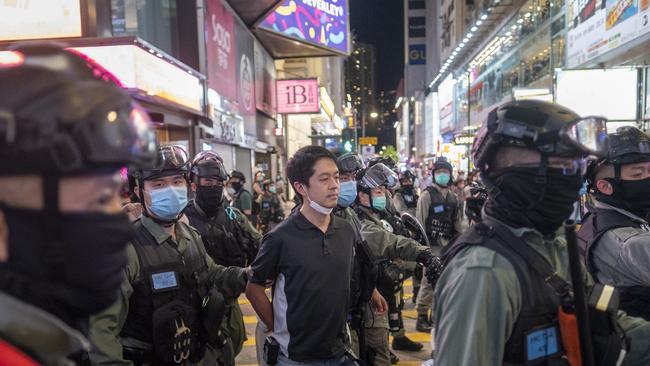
276;79;320;114
205;0;236;101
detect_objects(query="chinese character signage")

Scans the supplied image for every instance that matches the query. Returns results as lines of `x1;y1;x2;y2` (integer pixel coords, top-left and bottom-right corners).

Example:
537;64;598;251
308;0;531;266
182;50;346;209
260;0;350;55
276;79;320;114
206;0;237;101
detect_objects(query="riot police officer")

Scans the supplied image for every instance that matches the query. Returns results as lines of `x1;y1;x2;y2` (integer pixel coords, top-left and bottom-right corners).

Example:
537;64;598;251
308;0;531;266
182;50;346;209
578;126;650;320
354;163;441;366
256;178;284;234
393;170;418;216
227;170;253;220
414;156;462;332
89;145;249;366
0;44;157;365
183;151;261;365
435;100;650;366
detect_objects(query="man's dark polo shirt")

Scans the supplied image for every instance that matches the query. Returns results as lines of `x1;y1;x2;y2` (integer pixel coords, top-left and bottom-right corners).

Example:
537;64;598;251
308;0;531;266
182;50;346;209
249;211;354;361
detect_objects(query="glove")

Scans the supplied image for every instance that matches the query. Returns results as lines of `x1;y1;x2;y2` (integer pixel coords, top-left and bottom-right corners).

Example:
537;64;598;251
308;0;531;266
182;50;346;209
416;250;444;286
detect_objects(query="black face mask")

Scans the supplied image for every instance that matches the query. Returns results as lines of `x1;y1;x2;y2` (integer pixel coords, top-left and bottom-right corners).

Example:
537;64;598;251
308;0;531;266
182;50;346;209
485;167;582;236
196;185;223;216
231;182;243;192
596;177;650;218
0;206;133;328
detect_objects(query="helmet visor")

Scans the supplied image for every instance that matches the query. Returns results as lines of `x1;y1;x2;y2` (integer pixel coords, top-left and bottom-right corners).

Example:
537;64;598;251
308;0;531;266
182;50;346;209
360;163;399;189
562;116;608;157
338;153;365;173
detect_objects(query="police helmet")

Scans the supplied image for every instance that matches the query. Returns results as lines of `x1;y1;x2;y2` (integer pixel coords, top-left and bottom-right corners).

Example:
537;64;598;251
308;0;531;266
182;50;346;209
586;126;650;184
189;150;228;183
0;44;157;176
399;170;416;183
337;152;365;173
131;145;189;181
367;156;396;170
432;156;453;175
472;100;608;174
230;170;246;182
358;163;399;190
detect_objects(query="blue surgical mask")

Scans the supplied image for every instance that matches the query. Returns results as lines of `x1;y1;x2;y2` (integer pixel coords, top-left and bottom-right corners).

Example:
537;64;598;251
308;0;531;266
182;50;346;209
371;195;387;211
338;180;357;207
148;186;188;220
435;173;451;187
269;186;276;194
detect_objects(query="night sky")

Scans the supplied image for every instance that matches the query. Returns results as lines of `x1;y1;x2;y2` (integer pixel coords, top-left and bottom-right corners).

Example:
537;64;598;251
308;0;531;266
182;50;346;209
350;0;404;92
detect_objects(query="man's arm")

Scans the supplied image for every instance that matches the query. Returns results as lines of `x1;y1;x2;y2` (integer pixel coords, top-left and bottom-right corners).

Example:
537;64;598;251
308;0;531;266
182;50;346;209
246;282;274;330
616;233;650;285
392;193;407;214
360;219;428;262
240;191;253;217
434;247;521;366
89;245;138;366
416;191;430;228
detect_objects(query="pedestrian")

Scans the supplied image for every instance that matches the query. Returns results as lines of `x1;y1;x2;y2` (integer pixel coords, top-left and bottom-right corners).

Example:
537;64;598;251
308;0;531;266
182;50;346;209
414;156;462;333
245;146;357;365
578;126;650;320
435;100;650;365
353;163;442;365
89;145;249;365
184;151;262;365
0;44;158;365
227;170;254;221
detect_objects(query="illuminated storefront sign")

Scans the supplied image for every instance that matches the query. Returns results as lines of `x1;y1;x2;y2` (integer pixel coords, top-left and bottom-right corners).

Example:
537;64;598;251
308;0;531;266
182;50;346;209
72;45;203;113
260;0;350;55
276;78;320;114
0;0;82;41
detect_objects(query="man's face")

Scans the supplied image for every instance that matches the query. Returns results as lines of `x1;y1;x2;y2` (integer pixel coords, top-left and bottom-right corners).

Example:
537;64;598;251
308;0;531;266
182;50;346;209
434;169;450;178
401;178;413;187
339;171;356;183
230;177;242;185
596;161;650;195
0;171;124;261
139;174;186;216
297;158;340;209
358;186;386;207
191;177;223;193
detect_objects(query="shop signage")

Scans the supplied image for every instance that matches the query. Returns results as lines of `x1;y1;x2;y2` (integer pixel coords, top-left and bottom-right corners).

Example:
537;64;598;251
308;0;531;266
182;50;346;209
71;45;203;113
362;145;375;161
359;136;378;145
438;75;456;131
454;134;475;145
409;44;426;65
206;0;237;101
254;40;277;116
0;0;82;41
566;0;650;67
235;19;255;121
276;78;320;114
259;0;350;55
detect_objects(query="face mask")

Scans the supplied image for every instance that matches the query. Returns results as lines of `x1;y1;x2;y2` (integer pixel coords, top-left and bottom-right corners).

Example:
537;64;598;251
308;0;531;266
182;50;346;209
371;195;387;211
435;173;451;187
231;182;243;192
1;206;133;322
195;185;223;216
269;186;277;194
485;167;582;235
148;186;188;220
338;180;357;207
598;177;650;217
302;185;333;215
226;187;237;197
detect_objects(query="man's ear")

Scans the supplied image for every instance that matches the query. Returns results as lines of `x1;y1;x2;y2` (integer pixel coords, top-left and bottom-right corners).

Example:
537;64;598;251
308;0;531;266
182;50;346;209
191;182;198;192
595;179;614;195
0;209;8;262
293;181;306;196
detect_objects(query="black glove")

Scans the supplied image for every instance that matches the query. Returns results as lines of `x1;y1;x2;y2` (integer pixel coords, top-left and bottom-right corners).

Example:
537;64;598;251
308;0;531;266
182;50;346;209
416;250;444;286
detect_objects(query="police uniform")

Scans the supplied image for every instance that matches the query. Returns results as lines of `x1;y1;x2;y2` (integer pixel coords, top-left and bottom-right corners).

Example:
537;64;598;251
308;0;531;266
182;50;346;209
89;216;247;366
393;189;418;216
184;201;261;365
257;192;284;234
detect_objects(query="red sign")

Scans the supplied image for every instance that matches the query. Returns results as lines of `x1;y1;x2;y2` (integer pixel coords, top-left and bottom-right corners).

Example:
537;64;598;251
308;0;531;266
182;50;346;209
276;79;320;114
205;0;236;101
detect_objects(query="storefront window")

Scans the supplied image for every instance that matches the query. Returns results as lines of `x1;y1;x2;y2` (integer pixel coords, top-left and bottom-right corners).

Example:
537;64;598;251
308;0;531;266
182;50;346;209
551;35;565;69
111;0;179;57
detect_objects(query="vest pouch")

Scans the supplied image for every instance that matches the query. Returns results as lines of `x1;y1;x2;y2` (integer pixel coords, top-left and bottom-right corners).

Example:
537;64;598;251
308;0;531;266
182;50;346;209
588;284;628;366
151;299;204;364
200;286;228;348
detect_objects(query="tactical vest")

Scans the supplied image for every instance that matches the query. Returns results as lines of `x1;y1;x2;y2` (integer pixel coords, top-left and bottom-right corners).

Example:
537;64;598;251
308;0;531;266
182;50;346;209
121;221;220;364
399;189;418;208
184;201;248;267
443;222;566;365
425;186;457;241
577;209;650;320
258;195;280;223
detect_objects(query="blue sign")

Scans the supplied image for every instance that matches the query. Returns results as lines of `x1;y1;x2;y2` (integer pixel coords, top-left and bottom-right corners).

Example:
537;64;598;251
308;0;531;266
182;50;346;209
409;44;426;65
260;0;350;55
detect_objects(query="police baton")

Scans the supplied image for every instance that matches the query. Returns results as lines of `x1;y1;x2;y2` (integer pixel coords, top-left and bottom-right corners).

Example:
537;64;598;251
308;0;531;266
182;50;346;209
564;220;595;366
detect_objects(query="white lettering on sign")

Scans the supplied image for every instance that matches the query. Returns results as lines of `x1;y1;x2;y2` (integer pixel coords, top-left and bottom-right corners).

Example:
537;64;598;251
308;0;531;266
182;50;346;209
211;14;231;70
301;0;344;17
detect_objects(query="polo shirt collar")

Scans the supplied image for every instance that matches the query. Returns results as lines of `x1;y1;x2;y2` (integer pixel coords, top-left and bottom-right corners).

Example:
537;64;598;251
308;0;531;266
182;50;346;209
293;210;342;232
141;216;172;245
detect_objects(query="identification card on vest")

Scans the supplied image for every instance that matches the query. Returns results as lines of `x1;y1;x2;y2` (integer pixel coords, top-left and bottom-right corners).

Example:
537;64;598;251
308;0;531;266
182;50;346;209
433;205;445;213
150;270;179;292
525;324;561;363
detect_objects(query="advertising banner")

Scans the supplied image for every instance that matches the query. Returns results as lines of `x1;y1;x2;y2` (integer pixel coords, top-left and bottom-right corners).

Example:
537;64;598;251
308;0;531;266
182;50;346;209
254;41;277;116
0;0;82;41
566;0;650;67
438;74;456;131
235;19;255;121
259;0;350;55
277;79;320;114
205;0;237;101
408;44;426;65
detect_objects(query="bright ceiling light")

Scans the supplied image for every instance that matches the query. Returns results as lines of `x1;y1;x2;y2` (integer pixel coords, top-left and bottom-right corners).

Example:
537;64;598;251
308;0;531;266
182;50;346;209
481;14;488;20
476;20;483;26
471;26;478;32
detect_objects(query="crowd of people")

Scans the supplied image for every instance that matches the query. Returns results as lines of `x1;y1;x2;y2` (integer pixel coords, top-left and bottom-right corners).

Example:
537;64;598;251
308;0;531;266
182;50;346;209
3;44;650;366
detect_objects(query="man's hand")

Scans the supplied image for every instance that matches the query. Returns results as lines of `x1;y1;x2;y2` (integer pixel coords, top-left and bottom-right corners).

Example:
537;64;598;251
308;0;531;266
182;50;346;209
416;249;444;286
122;202;143;223
370;288;388;315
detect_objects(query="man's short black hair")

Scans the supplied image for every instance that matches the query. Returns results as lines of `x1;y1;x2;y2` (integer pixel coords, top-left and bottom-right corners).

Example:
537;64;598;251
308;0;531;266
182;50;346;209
286;146;336;197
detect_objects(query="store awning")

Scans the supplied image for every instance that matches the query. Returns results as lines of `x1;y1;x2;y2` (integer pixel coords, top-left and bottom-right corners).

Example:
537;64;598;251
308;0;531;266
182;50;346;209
225;0;282;27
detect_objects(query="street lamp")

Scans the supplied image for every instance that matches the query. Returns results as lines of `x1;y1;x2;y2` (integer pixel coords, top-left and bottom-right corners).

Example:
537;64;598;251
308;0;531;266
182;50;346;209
369;112;379;118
